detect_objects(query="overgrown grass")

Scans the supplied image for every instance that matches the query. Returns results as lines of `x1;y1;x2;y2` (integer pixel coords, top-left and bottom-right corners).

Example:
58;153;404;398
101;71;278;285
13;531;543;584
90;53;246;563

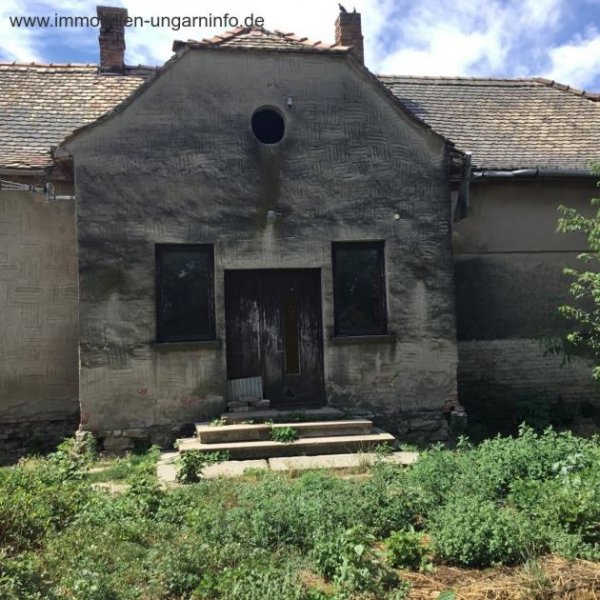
1;426;599;599
86;447;160;483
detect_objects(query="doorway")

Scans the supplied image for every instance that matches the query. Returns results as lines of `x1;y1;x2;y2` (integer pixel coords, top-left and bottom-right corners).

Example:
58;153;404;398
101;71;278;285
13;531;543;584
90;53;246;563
225;269;325;408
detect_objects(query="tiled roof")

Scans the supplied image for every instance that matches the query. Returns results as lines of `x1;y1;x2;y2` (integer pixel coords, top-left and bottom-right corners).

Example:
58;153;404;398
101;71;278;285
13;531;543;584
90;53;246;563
0;63;151;170
379;76;600;171
172;25;351;53
3;47;599;173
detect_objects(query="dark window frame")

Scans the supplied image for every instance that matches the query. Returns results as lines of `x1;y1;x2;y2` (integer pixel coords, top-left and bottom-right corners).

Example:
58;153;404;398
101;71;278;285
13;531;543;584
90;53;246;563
155;244;216;343
332;241;388;337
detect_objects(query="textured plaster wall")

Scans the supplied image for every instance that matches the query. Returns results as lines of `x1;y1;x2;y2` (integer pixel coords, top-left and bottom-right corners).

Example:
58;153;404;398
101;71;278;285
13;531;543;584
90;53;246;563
454;179;600;407
68;49;457;446
0;189;79;462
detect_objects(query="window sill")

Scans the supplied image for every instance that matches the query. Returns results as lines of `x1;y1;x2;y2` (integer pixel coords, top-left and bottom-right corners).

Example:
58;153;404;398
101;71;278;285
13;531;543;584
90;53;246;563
330;333;395;346
152;339;222;351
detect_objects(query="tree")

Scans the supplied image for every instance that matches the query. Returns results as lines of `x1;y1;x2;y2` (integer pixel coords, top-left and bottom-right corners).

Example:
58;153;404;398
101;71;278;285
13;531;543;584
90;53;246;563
557;164;600;379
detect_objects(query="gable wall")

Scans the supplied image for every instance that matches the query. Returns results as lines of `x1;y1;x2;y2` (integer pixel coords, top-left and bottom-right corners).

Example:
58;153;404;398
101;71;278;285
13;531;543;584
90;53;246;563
69;49;457;449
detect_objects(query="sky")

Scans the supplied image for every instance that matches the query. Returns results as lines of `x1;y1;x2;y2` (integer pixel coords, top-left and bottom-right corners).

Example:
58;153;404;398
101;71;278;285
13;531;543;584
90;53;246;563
0;0;599;90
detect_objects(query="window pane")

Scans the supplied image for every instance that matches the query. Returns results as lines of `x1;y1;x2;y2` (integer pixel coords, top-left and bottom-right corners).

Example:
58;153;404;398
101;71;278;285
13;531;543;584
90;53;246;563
156;245;215;342
333;242;387;336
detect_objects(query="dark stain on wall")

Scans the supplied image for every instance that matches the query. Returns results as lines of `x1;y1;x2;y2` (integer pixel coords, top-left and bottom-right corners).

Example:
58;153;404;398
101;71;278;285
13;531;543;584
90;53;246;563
455;257;572;340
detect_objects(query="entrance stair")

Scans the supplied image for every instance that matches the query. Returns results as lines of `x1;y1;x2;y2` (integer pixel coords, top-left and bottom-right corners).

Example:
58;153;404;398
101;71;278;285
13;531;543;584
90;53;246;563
176;408;396;460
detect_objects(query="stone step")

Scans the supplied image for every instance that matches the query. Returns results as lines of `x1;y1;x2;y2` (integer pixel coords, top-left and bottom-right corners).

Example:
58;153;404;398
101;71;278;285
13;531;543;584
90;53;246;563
222;406;344;423
196;419;373;444
177;431;395;460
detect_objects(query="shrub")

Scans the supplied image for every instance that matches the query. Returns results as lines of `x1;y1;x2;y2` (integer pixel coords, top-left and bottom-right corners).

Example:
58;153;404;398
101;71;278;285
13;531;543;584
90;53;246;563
359;464;429;536
0;458;92;554
0;550;54;600
311;526;402;598
431;496;541;567
385;528;427;570
224;471;362;550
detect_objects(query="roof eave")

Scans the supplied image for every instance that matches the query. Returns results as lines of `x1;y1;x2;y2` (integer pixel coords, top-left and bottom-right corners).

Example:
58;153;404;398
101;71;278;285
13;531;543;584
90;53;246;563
472;167;598;180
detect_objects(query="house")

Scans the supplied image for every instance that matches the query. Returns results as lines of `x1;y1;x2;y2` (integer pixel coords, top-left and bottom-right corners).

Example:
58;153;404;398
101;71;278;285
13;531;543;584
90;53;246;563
381;76;600;430
0;6;598;460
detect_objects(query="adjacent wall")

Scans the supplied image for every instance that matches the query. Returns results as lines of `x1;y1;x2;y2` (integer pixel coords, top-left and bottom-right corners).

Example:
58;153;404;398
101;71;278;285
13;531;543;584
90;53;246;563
0;189;79;463
454;178;600;427
67;48;457;450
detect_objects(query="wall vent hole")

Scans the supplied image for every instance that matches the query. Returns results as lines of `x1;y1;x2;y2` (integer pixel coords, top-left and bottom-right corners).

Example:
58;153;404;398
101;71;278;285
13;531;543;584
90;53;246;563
251;108;285;144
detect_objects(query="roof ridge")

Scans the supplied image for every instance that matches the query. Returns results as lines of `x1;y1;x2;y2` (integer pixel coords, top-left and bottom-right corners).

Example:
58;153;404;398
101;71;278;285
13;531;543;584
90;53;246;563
0;61;158;72
532;77;600;101
377;74;540;83
173;25;350;52
376;74;600;100
0;61;98;68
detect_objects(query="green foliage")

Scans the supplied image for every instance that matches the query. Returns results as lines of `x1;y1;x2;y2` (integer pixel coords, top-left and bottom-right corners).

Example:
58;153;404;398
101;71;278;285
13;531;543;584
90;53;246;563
86;445;160;483
514;392;554;431
271;426;300;443
0;551;54;600
437;591;457;600
311;526;405;598
1;428;599;599
557;164;600;379
431;496;541;567
176;450;229;484
0;450;93;555
385;528;427;569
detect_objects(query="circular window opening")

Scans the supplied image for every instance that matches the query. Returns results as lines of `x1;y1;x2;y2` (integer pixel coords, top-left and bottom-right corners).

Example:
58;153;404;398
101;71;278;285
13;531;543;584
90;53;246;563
251;108;285;144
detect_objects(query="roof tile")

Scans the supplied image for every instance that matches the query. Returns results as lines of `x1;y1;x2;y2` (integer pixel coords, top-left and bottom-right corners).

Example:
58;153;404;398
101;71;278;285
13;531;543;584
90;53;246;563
0;63;152;170
379;76;600;170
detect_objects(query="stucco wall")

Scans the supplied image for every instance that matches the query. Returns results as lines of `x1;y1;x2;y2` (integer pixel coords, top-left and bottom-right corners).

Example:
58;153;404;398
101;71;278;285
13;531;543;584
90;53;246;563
454;179;600;415
68;48;457;448
0;189;79;463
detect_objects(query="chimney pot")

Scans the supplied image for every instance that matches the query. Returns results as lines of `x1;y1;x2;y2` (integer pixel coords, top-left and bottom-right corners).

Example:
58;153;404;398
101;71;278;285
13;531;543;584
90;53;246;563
97;5;127;72
335;8;364;64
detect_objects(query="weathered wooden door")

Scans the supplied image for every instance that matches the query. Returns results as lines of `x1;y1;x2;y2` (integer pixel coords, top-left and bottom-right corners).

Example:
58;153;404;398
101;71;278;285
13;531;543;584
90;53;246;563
225;269;324;407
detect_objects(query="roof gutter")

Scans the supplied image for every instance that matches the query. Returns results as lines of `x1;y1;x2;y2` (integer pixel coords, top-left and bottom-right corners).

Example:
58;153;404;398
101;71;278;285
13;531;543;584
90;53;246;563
472;168;595;179
0;167;49;177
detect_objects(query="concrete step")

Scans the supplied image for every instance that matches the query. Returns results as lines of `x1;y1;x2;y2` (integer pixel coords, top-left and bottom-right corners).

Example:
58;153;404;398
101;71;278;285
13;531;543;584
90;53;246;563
177;431;396;460
222;406;344;423
196;419;374;444
156;451;418;485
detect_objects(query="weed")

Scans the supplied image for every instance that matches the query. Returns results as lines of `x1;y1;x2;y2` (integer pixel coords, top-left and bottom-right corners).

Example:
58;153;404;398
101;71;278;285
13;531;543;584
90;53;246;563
176;450;229;484
385;528;427;569
1;428;600;599
271;426;299;443
311;526;403;598
522;559;554;600
431;496;541;567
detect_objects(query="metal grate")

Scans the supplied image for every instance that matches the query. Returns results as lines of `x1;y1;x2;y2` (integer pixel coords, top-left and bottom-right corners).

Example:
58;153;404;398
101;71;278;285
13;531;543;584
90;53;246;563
227;376;263;401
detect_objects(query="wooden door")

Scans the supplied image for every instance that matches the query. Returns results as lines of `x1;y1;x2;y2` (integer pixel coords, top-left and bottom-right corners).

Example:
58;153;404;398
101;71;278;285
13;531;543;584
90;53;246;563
225;269;324;407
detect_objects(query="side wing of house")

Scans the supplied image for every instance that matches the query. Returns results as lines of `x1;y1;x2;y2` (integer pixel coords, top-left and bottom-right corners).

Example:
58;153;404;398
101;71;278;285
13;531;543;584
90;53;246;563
0;63;147;464
0;186;79;462
455;177;600;432
382;76;600;434
65;43;457;449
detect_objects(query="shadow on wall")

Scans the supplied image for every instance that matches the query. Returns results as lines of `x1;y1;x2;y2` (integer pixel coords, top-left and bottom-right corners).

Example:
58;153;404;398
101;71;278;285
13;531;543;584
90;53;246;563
463;384;600;441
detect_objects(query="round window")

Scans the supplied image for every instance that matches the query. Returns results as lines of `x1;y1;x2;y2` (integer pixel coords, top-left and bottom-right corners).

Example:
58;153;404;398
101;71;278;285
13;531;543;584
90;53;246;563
251;108;285;144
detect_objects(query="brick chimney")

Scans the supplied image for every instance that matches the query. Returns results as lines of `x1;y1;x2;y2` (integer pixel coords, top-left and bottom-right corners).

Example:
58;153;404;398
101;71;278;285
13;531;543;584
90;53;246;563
335;7;364;64
97;5;127;72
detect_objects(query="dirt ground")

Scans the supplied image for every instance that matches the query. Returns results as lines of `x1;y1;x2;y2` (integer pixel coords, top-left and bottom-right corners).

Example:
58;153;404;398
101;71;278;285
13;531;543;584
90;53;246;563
402;556;600;599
